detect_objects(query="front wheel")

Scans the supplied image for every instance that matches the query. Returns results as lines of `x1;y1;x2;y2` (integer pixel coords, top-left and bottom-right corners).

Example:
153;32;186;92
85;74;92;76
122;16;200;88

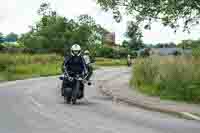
64;96;71;104
71;98;77;104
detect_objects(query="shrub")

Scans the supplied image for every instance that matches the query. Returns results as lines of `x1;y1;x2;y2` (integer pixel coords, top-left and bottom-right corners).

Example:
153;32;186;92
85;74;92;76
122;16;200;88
0;44;4;51
192;47;200;57
172;50;181;56
95;58;127;66
140;48;150;57
129;51;138;58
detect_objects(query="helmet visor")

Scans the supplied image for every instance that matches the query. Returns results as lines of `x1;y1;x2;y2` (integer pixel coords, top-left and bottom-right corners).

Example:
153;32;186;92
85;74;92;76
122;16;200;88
72;50;80;55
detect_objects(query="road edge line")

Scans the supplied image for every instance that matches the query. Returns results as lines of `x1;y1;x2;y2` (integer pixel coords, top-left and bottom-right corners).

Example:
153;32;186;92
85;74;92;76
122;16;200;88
100;87;200;122
181;112;200;121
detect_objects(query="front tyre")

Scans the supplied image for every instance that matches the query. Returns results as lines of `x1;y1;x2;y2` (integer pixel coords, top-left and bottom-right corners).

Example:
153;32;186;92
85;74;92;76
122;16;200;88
71;98;77;105
71;80;80;104
64;96;71;104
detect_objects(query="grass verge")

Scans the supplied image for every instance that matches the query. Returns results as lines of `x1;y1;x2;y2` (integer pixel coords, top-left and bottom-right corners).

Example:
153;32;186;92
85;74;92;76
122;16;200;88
0;53;126;81
95;57;127;66
130;55;200;103
0;53;62;81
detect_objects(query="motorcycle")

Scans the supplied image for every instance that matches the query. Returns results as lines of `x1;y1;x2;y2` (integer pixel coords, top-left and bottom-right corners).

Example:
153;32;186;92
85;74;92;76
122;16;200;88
59;72;91;104
127;60;132;67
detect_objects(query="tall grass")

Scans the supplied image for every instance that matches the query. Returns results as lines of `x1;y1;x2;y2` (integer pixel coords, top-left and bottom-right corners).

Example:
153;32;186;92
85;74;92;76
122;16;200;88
0;53;63;81
0;53;126;81
131;55;200;103
95;58;127;66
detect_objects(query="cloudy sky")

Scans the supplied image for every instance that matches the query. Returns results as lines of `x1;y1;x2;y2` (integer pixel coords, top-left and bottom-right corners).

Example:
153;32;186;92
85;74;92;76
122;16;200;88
1;0;200;44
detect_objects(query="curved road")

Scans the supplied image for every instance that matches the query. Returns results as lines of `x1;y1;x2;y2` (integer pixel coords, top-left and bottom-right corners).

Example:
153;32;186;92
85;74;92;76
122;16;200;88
0;68;199;133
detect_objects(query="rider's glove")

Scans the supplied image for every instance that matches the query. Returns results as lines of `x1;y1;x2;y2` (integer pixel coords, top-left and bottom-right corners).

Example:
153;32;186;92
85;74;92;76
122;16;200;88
68;76;73;82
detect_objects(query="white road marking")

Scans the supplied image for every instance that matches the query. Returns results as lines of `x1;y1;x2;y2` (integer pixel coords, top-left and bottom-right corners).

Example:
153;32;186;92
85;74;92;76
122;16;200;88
96;125;120;133
181;112;200;121
29;96;43;108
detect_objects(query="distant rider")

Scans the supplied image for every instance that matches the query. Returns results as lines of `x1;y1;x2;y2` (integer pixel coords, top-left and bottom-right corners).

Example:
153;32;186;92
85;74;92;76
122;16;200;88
83;50;94;82
127;54;131;67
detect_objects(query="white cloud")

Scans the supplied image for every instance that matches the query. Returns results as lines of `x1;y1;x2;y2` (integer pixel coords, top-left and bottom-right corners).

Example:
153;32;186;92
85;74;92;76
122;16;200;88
0;0;41;34
142;22;200;44
0;0;200;44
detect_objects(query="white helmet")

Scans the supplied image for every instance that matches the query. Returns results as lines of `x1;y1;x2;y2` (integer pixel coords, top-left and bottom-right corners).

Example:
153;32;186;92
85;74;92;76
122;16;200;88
84;50;89;54
71;44;81;56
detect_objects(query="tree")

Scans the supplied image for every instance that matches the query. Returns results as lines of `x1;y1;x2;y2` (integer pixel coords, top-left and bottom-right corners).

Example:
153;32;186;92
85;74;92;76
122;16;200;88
96;0;200;31
177;39;200;49
37;2;57;27
5;32;18;42
19;2;109;55
125;21;143;50
168;42;176;48
78;14;96;26
20;16;67;50
0;32;4;43
140;48;151;57
37;2;52;16
122;40;129;48
154;42;176;48
77;14;108;47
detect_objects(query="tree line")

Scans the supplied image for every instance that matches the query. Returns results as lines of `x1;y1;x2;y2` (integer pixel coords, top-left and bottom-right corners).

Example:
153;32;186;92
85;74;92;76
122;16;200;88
2;1;200;57
0;2;143;58
0;32;18;43
18;2;110;56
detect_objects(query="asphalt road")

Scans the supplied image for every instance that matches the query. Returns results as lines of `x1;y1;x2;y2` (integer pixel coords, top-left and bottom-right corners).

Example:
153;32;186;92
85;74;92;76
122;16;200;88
0;67;199;133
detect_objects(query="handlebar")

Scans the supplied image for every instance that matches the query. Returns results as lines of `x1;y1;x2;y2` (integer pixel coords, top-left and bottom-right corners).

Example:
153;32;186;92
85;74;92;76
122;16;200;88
59;74;91;86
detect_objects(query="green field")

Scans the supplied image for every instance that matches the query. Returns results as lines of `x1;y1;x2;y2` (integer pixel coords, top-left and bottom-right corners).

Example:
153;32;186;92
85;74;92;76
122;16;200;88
0;53;62;81
0;53;127;81
95;57;127;66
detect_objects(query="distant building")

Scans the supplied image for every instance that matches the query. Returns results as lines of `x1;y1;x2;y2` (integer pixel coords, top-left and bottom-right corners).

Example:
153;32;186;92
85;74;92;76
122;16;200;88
4;38;17;42
137;48;192;56
151;48;192;56
0;38;17;43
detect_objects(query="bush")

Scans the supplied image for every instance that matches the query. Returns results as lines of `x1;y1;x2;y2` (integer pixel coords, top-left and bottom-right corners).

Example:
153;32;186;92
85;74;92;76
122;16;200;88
172;50;181;56
96;46;114;58
192;47;200;57
95;58;127;66
131;56;200;103
116;49;136;59
129;51;137;58
0;44;4;51
94;45;136;59
48;48;65;56
140;48;150;57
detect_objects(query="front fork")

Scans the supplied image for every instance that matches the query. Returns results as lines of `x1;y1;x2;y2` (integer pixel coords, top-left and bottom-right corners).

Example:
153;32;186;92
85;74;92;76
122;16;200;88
72;80;80;99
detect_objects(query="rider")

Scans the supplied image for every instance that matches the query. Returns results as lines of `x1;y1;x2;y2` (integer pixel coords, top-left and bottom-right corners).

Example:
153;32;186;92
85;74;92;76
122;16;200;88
83;50;93;81
127;54;131;66
61;44;88;97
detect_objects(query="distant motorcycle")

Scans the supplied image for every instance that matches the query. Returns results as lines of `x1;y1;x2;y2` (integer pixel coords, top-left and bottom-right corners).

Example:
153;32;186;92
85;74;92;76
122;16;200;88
127;60;132;67
59;72;91;104
127;55;132;67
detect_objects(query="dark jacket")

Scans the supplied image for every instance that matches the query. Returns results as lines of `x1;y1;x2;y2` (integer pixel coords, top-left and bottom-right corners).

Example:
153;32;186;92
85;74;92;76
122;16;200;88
62;55;87;76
